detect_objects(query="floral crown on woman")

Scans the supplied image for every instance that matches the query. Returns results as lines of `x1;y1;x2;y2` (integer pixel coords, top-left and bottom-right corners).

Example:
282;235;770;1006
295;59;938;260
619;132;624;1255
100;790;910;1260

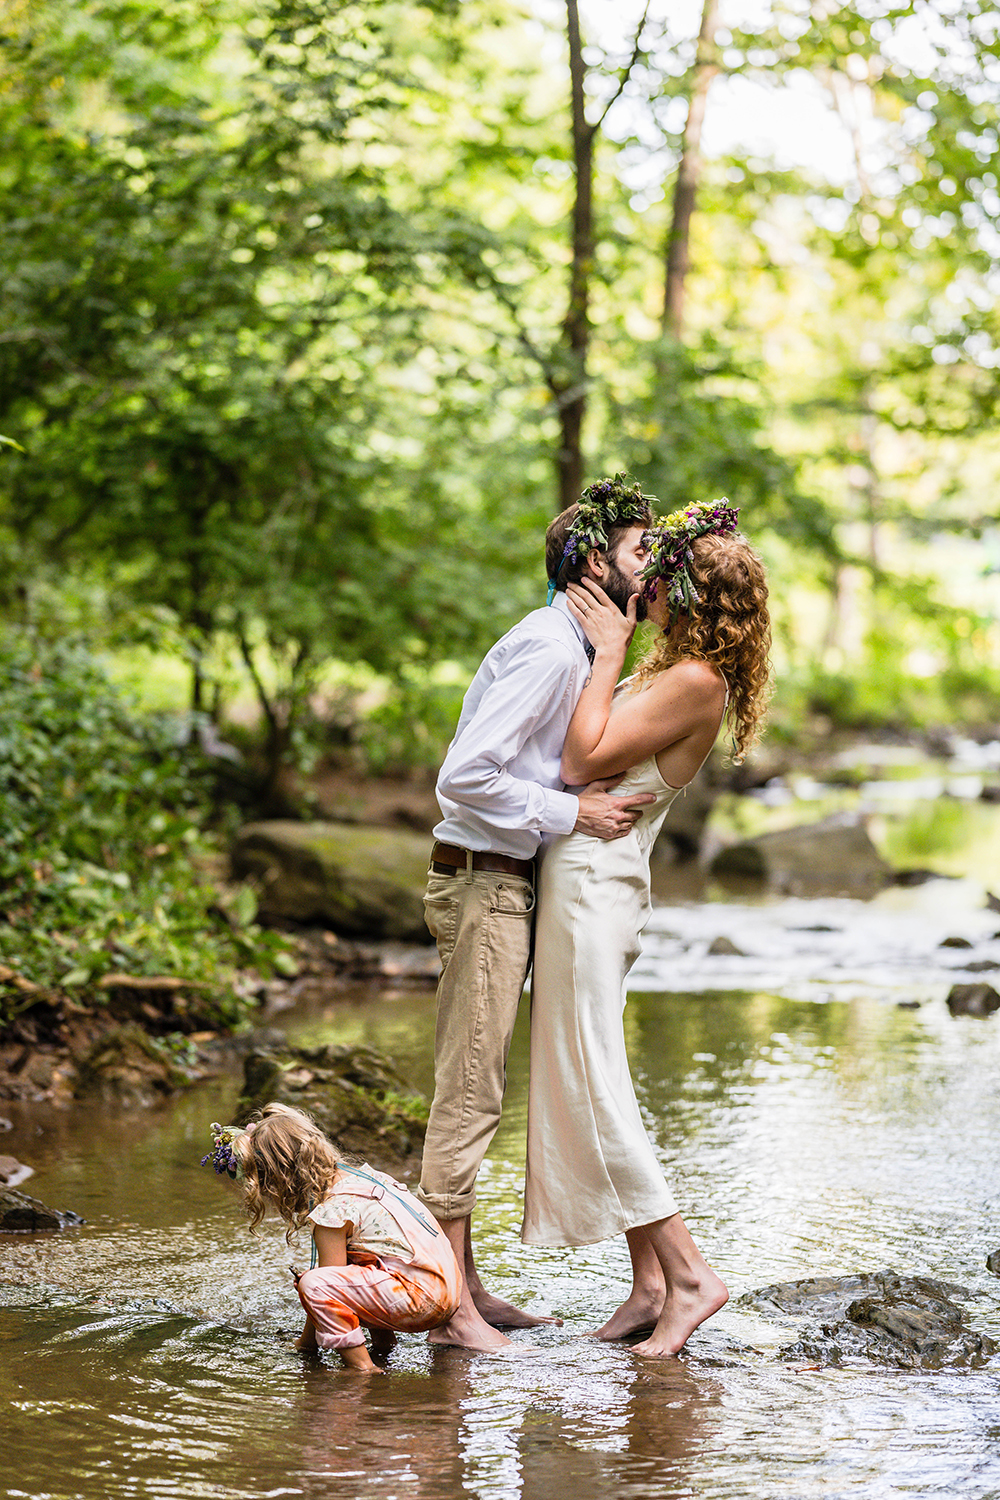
548;473;656;602
202;1121;255;1180
638;499;740;619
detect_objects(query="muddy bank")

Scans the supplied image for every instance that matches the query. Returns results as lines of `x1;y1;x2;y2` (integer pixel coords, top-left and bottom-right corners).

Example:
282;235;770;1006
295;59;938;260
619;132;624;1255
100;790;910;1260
0;930;440;1106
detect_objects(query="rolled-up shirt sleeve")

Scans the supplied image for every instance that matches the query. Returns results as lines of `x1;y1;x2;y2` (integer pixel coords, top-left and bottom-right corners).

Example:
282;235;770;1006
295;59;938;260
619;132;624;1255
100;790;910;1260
437;636;581;836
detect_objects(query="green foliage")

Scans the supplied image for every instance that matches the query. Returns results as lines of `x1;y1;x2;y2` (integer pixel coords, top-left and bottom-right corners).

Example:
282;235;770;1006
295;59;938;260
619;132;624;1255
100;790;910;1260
0;631;288;1026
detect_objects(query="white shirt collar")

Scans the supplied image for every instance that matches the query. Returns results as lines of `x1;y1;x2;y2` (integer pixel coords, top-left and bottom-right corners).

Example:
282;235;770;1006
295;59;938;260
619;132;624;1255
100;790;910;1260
549;588;589;651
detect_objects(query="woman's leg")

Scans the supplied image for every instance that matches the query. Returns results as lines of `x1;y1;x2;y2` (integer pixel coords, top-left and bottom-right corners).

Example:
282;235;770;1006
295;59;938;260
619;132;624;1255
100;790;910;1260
630;1214;728;1358
593;1226;666;1340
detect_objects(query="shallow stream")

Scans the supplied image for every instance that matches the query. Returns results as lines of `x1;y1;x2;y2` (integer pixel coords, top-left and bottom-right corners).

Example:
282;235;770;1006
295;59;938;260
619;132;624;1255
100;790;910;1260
4;779;1000;1500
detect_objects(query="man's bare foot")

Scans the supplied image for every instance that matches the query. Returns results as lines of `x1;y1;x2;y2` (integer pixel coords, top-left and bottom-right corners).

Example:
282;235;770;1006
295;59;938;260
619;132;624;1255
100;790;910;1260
591;1290;663;1341
427;1296;514;1351
631;1272;728;1358
472;1290;563;1329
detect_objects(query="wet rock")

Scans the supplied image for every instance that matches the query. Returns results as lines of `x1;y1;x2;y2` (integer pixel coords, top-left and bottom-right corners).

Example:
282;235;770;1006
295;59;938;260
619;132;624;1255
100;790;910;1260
238;1042;429;1168
707;936;745;957
232;820;432;941
74;1023;192;1105
891;869;961;887
0;1156;34;1188
946;983;1000;1018
965;960;1000;972
743;1272;996;1370
985;891;1000;914
0;1116;12;1131
939;935;974;949
897;1000;921;1010
0;1188;84;1232
986;1250;1000;1276
709;816;891;897
980;785;1000;803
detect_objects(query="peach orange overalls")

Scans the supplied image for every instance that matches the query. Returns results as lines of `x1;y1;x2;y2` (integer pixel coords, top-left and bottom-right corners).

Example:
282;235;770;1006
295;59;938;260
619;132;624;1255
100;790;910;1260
294;1164;461;1350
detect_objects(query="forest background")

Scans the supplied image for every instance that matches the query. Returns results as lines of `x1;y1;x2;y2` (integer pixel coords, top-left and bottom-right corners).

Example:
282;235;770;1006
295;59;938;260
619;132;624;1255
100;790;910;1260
1;0;999;1023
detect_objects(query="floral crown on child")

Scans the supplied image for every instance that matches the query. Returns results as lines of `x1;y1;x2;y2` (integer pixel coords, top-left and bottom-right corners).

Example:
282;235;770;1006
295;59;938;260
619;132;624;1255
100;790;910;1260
548;473;657;603
638;499;740;619
202;1120;256;1180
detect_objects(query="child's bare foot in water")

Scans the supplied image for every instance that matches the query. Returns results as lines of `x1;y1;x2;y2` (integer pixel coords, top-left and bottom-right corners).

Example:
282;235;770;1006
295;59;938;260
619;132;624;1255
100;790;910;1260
631;1272;728;1358
340;1344;384;1374
369;1326;397;1357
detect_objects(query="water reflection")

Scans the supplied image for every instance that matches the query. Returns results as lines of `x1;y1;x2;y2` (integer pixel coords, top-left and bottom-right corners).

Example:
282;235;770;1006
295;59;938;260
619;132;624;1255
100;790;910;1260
5;967;1000;1498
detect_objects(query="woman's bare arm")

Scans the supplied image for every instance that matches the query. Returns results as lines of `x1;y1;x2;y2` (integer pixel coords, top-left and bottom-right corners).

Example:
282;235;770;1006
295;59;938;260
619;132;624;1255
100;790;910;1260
562;581;725;784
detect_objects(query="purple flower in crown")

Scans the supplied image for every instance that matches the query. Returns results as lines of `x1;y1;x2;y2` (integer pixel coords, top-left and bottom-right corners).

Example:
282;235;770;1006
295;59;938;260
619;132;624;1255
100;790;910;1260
202;1121;247;1180
639;499;740;620
556;473;658;572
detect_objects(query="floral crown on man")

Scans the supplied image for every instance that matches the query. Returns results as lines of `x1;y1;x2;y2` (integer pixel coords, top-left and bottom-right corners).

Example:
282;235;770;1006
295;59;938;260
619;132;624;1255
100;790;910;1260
547;473;657;603
202;1121;255;1180
638;499;740;619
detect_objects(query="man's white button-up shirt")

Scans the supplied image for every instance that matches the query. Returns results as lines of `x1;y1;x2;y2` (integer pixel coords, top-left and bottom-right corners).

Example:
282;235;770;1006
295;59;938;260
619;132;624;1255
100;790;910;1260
432;593;591;860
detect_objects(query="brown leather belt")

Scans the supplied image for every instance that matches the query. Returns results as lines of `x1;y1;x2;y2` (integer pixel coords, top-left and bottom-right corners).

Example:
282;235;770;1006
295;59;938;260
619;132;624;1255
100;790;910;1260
431;841;535;881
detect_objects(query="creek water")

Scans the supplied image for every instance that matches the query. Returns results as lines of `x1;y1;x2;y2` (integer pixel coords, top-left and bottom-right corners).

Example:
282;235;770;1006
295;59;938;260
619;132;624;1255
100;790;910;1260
4;784;1000;1499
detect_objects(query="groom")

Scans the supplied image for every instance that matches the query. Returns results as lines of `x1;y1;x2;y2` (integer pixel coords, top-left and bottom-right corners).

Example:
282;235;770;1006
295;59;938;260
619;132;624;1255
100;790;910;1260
417;477;657;1350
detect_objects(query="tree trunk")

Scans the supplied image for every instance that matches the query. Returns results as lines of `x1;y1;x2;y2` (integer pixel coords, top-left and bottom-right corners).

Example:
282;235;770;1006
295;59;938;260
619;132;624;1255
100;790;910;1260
555;0;594;510
663;0;719;341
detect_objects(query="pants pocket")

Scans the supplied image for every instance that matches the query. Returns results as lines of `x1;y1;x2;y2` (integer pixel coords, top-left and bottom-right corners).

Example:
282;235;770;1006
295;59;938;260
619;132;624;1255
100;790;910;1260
423;890;459;968
488;877;536;917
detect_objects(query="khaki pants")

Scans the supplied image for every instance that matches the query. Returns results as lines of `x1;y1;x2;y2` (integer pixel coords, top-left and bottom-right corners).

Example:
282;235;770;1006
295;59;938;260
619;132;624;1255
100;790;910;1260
416;865;535;1220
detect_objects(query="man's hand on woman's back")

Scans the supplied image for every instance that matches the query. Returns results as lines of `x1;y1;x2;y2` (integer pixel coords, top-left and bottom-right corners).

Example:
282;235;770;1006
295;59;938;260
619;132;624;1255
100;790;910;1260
573;779;656;840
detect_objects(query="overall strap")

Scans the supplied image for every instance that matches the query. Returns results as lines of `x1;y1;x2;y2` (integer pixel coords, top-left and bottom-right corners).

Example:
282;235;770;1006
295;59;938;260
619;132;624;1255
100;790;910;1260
335;1164;441;1238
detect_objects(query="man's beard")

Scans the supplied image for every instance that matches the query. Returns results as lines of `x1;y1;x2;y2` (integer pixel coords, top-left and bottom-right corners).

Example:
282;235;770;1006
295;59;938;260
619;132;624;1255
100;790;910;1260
603;560;648;621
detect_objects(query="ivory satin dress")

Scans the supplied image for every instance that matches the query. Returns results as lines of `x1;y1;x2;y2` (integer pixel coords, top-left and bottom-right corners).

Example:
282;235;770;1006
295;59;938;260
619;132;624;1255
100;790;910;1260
522;682;719;1248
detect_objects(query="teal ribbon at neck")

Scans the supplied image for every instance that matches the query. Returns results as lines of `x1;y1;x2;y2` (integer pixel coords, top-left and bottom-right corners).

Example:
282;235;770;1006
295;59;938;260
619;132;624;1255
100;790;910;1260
546;579;556;605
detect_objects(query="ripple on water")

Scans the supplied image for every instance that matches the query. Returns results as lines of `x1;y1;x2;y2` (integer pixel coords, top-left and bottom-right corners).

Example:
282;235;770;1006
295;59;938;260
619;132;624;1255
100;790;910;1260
5;956;1000;1499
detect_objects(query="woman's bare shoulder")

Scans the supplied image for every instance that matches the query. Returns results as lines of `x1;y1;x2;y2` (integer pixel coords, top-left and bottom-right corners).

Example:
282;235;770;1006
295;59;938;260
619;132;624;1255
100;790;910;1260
645;657;726;700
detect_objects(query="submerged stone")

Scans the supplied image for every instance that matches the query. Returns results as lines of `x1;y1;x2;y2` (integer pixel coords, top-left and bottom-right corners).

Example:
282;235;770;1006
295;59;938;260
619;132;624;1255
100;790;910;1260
743;1272;996;1370
238;1042;429;1169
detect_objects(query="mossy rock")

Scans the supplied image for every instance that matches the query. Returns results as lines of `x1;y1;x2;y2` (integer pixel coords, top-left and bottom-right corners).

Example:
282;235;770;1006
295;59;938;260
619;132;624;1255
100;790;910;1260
74;1023;191;1106
232;820;431;940
237;1043;428;1168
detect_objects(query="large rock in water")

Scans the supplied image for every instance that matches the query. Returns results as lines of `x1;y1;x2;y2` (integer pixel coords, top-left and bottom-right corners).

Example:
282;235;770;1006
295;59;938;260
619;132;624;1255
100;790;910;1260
238;1043;429;1170
0;1188;84;1232
742;1272;997;1370
709;815;891;896
232;821;431;940
74;1023;192;1106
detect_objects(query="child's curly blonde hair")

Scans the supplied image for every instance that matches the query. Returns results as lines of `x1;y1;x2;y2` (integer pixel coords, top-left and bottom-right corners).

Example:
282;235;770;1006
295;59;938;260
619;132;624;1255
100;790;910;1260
233;1102;343;1242
631;530;772;762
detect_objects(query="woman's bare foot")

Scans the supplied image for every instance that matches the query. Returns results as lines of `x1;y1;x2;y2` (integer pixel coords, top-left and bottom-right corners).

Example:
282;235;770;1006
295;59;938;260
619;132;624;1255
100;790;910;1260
592;1289;663;1341
472;1289;563;1329
631;1272;728;1358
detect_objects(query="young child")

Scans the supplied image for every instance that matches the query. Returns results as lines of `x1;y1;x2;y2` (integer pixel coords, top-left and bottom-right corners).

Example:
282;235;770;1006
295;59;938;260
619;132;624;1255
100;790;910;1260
203;1102;462;1373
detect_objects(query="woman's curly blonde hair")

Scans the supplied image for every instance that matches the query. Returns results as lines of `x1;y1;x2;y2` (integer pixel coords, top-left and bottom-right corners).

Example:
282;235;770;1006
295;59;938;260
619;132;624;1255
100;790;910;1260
632;530;772;762
232;1102;344;1242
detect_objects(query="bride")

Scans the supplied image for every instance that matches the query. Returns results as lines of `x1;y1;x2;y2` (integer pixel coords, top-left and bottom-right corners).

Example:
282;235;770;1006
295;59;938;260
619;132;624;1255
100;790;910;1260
522;499;771;1357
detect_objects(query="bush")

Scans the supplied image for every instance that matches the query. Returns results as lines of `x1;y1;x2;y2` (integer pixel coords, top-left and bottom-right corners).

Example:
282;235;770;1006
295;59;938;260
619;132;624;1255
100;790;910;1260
0;631;287;1028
